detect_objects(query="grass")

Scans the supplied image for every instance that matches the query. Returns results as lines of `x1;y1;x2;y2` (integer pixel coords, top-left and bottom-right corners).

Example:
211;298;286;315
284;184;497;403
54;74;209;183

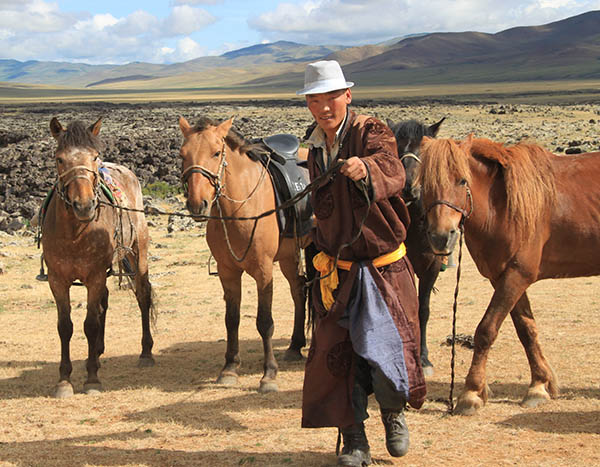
142;181;181;199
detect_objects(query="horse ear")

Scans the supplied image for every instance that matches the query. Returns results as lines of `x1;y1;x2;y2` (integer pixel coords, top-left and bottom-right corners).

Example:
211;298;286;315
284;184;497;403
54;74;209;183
89;117;102;136
461;133;474;152
386;118;395;129
50;117;64;139
428;117;446;137
179;116;191;135
217;117;234;139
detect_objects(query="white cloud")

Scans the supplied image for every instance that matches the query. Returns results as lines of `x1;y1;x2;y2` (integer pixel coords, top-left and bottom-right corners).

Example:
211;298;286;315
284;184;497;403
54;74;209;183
249;0;600;45
0;1;216;64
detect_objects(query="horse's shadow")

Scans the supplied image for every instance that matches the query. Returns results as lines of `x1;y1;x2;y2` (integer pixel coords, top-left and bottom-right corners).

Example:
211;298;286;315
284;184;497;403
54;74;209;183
0;337;306;400
0;431;333;467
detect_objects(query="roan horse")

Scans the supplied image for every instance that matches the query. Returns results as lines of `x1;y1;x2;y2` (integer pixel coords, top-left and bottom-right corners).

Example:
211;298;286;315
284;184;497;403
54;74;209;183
42;117;155;398
418;134;600;414
178;116;310;393
387;117;445;376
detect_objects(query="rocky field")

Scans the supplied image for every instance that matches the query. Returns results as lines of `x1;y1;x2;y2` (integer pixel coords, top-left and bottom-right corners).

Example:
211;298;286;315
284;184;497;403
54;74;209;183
1;100;599;233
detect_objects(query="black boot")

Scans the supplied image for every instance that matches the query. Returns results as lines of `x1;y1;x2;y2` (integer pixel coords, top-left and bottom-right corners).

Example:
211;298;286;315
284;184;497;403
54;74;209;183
381;409;409;457
337;423;371;466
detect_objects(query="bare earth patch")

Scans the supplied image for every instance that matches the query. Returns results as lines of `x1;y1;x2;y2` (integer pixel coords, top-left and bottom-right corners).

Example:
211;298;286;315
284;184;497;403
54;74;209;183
1;102;599;466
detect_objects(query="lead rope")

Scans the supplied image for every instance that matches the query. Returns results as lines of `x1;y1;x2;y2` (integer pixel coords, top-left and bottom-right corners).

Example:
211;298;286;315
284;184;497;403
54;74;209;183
448;221;465;414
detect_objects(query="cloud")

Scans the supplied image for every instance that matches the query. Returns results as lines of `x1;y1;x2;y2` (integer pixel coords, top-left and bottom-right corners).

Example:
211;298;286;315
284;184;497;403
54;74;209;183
170;0;222;4
0;1;216;64
249;0;600;45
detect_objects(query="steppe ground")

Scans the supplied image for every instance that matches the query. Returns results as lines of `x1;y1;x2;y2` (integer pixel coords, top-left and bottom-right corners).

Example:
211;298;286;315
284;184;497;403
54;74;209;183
0;99;599;466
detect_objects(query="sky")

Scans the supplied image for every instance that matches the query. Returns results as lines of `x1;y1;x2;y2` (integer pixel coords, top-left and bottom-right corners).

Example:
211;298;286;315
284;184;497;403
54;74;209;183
1;0;599;65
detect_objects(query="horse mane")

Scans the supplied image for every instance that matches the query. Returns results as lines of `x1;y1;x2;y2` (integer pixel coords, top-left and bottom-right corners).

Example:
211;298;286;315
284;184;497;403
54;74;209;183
192;116;256;154
57;120;104;152
420;137;556;236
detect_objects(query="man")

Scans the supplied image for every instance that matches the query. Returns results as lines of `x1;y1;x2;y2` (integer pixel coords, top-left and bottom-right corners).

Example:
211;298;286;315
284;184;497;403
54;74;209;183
298;60;426;466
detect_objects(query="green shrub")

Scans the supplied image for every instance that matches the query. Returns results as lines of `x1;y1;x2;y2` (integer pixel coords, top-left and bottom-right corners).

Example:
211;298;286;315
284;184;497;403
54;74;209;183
142;181;181;199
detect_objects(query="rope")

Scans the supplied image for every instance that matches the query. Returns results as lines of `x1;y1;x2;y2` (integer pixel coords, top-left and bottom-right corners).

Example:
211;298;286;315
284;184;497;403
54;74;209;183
447;224;465;415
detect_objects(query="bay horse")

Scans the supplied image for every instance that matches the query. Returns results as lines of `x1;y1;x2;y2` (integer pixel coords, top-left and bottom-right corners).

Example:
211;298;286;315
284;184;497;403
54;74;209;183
387;117;445;376
42;117;155;398
178;116;309;393
418;134;600;414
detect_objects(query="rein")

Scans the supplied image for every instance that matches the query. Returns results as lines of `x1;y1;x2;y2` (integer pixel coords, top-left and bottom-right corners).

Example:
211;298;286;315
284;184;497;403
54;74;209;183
424;183;473;414
56;165;99;209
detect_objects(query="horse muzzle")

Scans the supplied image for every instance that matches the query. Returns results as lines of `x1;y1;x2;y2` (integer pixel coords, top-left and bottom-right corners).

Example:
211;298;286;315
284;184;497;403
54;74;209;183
72;198;98;222
427;228;459;255
186;199;210;220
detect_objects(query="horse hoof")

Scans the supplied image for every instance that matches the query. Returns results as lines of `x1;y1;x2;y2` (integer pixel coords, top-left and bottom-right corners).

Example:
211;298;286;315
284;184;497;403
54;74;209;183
422;365;434;378
283;348;304;362
521;385;551;408
138;356;155;368
83;383;103;395
454;391;484;416
54;381;74;399
258;380;278;393
217;373;238;387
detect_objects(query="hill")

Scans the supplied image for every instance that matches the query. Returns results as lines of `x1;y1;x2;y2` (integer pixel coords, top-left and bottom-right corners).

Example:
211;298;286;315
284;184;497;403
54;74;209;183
0;11;598;91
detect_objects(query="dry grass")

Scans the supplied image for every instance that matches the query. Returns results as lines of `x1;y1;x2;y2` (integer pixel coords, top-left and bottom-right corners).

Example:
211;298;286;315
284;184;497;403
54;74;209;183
1;202;599;467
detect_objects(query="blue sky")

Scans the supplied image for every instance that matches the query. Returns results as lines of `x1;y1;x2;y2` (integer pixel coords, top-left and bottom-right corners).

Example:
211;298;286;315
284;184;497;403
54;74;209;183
1;0;599;64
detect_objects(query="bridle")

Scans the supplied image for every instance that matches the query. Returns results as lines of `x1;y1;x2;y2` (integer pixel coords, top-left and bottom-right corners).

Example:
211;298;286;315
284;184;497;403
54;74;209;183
56;162;100;211
400;152;421;206
425;183;473;228
181;139;228;204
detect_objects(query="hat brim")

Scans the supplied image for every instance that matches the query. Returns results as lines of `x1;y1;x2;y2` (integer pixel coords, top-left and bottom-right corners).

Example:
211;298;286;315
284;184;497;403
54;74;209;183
296;81;354;96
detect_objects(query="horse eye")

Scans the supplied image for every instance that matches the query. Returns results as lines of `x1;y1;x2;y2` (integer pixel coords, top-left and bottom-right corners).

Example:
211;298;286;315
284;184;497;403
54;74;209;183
458;179;467;186
57;157;64;165
213;151;221;158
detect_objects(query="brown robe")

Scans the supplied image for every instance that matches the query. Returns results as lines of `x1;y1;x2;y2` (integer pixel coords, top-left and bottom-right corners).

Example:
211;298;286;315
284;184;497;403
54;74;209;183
302;110;426;429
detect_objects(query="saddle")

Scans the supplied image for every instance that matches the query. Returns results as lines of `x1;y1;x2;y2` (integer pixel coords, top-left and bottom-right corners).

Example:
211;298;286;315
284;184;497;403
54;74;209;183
248;134;313;238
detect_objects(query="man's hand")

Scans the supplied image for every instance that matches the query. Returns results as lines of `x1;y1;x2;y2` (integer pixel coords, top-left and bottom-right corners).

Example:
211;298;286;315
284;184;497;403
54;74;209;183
340;156;367;181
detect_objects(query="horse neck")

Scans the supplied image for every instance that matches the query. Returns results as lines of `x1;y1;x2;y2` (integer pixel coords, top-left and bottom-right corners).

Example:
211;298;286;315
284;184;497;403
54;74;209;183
217;148;272;215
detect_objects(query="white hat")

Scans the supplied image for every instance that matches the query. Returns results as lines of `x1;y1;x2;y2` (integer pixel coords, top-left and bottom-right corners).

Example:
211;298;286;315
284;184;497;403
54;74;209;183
296;60;354;95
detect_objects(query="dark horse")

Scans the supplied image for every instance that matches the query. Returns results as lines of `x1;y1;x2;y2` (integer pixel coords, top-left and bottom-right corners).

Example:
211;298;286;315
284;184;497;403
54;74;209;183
42;117;155;398
178;116;310;393
387;117;445;376
419;134;600;414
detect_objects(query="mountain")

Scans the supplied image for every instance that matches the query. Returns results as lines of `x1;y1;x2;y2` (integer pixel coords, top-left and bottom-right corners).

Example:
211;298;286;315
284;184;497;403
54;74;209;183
0;11;599;90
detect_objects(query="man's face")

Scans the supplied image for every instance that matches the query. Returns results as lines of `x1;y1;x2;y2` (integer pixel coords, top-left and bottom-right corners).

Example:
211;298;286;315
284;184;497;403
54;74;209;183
306;88;352;138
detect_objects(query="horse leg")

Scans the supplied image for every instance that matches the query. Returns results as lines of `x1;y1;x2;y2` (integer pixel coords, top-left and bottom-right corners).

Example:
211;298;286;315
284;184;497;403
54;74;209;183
82;280;108;394
455;270;531;415
509;292;558;408
130;249;155;367
278;254;306;362
48;276;74;398
255;275;278;393
417;261;440;376
216;266;243;387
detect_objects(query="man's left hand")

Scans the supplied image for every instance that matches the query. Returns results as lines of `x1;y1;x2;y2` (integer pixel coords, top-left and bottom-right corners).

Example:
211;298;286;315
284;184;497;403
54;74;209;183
340;157;367;181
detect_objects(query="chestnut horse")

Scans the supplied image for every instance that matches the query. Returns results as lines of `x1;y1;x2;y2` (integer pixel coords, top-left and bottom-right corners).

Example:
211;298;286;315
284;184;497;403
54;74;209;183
418;134;600;414
42;117;155;398
387;117;445;376
178;116;309;393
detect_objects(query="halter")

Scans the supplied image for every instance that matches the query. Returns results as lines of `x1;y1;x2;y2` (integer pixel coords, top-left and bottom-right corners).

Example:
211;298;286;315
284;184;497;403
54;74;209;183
400;152;421;164
56;163;100;210
181;139;228;203
425;184;473;228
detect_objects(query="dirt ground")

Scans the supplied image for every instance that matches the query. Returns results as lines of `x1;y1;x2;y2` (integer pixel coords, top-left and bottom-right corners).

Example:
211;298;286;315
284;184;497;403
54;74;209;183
1;102;599;466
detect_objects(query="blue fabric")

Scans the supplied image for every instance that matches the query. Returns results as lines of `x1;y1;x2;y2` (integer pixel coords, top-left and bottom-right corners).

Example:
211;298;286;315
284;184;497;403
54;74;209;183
339;263;410;400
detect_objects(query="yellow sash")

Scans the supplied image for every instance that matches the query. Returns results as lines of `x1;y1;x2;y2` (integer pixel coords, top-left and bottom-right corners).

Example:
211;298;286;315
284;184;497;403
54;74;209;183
312;243;407;311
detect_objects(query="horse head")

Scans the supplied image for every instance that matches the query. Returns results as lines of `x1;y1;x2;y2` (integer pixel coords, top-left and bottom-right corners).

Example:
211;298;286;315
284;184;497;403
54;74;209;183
50;117;102;222
418;134;473;255
387;117;445;204
178;116;234;219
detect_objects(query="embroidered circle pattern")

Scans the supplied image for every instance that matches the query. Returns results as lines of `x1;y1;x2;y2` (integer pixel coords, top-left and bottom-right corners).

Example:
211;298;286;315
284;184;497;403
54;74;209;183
313;186;334;219
326;341;353;377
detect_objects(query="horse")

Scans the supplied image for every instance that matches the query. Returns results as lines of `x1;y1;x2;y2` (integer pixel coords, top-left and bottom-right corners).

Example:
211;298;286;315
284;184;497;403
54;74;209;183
42;117;155;398
387;117;445;376
178;116;310;393
418;134;600;415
